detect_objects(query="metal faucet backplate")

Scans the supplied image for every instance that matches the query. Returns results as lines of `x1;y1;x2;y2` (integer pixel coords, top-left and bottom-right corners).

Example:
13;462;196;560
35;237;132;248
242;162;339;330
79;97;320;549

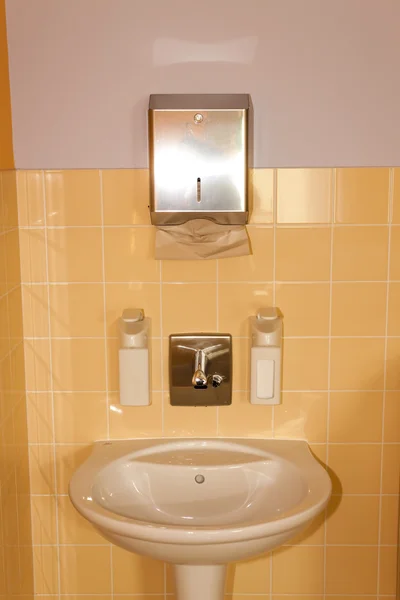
169;334;232;406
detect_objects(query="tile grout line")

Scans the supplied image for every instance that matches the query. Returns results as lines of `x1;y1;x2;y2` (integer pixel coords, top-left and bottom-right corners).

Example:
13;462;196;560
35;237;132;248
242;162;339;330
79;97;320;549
159;252;167;600
31;491;400;497
25;542;399;548
323;166;336;599
18;594;398;598
18;221;400;229
271;168;277;437
41;170;62;599
158;259;167;600
98;170;114;599
0;592;164;598
376;167;394;598
18;279;400;286
159;260;165;436
23;390;400;396
15;169;38;596
0;484;7;596
270;168;277;600
0;172;2;239
216;258;219;435
4;172;24;588
99;171;110;441
25;441;400;447
0;281;20;301
20;594;397;598
12;423;23;590
20;334;400;341
12;173;30;586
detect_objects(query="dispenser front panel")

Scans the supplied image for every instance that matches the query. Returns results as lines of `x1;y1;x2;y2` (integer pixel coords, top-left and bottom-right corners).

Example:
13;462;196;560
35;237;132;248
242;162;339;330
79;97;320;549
149;97;249;225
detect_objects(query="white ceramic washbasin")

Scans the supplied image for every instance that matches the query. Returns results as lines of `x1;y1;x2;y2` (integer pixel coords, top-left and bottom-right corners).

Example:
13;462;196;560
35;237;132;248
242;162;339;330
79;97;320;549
70;438;330;559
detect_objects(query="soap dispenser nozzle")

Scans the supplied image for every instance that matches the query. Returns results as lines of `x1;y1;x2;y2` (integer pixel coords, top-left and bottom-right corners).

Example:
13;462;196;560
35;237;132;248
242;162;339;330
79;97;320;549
119;308;149;349
252;307;282;347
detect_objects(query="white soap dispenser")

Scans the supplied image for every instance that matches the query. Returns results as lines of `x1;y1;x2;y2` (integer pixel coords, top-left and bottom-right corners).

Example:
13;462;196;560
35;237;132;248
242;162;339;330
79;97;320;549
118;309;151;406
250;308;282;405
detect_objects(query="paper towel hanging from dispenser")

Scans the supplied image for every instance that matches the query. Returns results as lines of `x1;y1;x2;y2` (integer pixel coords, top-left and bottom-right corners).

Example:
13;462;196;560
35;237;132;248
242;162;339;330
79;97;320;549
148;94;252;259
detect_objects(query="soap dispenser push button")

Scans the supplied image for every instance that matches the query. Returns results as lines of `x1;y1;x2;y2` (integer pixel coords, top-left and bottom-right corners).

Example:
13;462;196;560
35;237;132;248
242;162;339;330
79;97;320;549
257;358;275;399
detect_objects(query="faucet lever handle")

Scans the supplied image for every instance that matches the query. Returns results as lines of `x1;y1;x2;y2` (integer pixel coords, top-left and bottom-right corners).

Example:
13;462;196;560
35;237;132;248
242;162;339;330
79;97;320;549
211;374;224;388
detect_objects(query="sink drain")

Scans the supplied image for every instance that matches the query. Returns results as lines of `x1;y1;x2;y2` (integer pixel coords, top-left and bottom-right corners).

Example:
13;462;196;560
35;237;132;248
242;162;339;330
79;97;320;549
195;474;205;484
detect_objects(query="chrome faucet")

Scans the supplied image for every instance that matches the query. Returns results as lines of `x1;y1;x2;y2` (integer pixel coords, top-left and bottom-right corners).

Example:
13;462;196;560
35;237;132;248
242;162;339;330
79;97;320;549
192;349;208;388
191;345;228;389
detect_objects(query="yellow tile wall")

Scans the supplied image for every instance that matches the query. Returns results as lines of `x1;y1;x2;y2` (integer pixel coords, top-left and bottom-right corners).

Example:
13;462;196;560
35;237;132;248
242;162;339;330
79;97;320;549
18;168;400;598
0;170;34;599
0;7;31;596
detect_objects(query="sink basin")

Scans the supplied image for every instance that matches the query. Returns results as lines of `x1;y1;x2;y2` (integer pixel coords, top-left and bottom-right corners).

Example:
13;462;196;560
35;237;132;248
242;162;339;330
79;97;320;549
69;438;331;600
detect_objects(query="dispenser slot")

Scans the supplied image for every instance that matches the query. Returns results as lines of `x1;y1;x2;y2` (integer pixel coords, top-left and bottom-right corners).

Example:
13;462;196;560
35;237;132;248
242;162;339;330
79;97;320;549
196;177;201;203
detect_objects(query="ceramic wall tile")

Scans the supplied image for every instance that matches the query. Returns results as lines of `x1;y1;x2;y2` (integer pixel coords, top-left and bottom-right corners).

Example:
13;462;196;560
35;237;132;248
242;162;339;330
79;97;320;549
12;167;400;599
277;168;332;223
0;167;33;600
335;168;390;223
45;169;101;226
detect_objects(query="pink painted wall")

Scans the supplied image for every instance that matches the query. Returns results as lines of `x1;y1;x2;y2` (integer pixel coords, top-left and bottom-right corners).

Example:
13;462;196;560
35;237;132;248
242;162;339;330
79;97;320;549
5;0;400;169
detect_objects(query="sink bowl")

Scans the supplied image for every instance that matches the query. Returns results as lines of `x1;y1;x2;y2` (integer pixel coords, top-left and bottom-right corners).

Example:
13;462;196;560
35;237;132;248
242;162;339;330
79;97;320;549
69;438;331;600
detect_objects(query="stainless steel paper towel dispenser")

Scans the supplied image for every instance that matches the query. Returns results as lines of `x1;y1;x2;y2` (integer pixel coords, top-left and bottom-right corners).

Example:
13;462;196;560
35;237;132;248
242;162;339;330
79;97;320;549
148;94;250;225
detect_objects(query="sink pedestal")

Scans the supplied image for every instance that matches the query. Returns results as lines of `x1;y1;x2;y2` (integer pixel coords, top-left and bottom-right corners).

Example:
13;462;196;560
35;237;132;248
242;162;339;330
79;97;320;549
174;565;226;600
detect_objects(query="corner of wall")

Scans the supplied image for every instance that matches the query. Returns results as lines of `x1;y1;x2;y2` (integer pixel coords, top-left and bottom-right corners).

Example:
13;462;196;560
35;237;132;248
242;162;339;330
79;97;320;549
0;0;14;170
0;172;33;594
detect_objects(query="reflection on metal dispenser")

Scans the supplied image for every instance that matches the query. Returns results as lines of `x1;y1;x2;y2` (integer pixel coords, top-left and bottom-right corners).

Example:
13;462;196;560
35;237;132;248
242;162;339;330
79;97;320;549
148;94;251;225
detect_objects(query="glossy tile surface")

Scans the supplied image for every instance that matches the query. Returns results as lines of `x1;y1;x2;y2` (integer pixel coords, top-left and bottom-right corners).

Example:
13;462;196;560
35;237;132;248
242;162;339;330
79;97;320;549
45;169;102;226
335;168;389;223
275;283;330;336
0;168;34;600
325;546;379;594
14;167;400;599
393;168;400;223
277;168;332;223
332;225;389;281
331;282;387;336
275;227;331;281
